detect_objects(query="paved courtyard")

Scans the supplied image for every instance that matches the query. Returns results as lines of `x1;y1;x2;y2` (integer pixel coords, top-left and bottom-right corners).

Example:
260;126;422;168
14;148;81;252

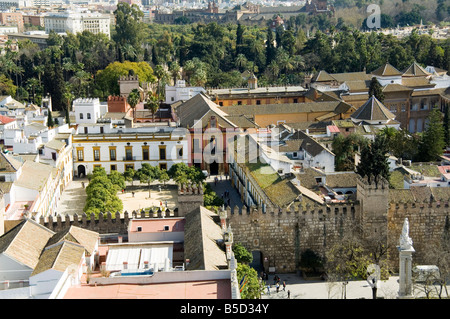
54;177;88;216
117;185;178;213
206;174;244;212
54;178;179;217
261;274;401;299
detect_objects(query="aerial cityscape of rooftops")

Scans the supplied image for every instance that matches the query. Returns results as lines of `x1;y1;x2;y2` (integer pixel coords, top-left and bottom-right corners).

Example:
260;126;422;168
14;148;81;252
0;0;449;303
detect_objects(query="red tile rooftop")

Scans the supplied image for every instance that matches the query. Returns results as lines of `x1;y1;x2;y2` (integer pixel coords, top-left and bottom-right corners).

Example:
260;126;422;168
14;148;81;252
63;279;231;299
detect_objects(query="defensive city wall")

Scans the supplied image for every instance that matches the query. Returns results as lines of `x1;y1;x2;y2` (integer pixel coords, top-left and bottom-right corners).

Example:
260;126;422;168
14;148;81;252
227;175;450;273
37;179;450;273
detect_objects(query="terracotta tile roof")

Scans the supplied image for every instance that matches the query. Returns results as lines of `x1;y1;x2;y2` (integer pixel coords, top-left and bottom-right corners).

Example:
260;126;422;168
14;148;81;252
184;206;227;271
351;96;396;122
175;92;236;129
371;63;402;77
46;225;99;256
0;152;23;172
0;219;55;269
401;77;435;88
312;70;336;82
0;115;16;124
382;83;413;92
31;240;85;276
402;62;431;77
14;160;54;191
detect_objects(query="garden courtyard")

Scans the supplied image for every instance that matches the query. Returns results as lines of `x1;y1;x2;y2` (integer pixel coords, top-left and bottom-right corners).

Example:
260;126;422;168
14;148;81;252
117;185;179;213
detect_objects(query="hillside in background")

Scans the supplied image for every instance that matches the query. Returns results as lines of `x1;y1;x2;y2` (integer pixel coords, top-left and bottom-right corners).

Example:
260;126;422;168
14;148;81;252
331;0;449;28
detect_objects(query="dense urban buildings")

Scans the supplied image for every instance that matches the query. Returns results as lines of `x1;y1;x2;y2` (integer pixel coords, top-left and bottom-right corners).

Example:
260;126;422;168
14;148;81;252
0;0;449;301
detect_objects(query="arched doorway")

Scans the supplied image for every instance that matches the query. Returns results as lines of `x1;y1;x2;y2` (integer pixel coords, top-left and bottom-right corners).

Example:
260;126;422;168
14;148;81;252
78;165;86;178
250;250;263;274
209;161;219;175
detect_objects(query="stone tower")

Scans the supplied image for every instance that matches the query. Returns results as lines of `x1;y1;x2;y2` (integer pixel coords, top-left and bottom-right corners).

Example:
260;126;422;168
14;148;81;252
177;183;204;216
356;175;390;240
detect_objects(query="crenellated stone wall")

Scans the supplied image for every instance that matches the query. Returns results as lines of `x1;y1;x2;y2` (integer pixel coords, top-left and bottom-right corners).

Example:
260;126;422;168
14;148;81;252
34;178;450;274
227;203;360;273
227;176;450;274
387;200;450;269
39;208;179;234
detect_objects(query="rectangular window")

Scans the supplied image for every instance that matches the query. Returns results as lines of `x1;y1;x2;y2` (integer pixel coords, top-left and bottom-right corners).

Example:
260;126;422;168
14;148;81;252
110;164;116;171
159;146;166;160
77;148;84;161
109;148;116;161
142;147;149;161
159;163;167;170
93;148;100;161
256;100;261;105
125;146;133;161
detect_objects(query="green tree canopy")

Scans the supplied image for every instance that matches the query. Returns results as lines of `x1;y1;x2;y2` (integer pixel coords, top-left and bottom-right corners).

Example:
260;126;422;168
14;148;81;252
232;243;253;264
368;77;384;102
113;2;145;49
356;134;390;186
95;61;156;97
236;263;264;299
84;167;123;216
417;107;445;162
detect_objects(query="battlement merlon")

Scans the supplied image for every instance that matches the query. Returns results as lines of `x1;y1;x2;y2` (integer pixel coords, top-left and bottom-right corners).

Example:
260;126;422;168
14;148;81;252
178;182;204;195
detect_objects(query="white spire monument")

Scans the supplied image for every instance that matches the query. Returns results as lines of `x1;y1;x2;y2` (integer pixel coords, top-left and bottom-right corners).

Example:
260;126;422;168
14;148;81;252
398;218;415;298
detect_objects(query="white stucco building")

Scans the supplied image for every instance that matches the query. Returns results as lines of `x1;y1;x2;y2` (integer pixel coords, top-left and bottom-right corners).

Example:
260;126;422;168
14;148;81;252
44;11;111;38
72;123;189;176
165;80;206;104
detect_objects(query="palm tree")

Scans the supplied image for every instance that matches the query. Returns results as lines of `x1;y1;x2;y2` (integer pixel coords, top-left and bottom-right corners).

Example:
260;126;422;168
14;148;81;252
168;61;181;85
33;64;45;86
122;44;136;62
235;53;248;72
127;88;140;120
145;94;160;122
69;70;91;97
154;64;169;97
26;77;40;104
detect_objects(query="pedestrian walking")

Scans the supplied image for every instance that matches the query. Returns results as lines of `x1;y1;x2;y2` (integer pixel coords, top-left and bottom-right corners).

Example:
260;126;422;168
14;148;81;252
276;282;280;293
132;191;135;197
283;281;286;291
287;290;290;299
266;285;270;295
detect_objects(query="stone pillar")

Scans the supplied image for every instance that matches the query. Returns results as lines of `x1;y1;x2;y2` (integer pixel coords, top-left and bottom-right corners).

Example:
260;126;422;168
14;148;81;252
224;226;234;262
398;218;415;299
219;206;227;230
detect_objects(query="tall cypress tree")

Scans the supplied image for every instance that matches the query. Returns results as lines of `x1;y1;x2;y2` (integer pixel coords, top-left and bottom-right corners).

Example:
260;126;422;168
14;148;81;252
368;77;384;102
356;134;390;187
444;104;450;147
265;27;276;66
236;23;244;56
417;107;445;162
52;62;65;111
